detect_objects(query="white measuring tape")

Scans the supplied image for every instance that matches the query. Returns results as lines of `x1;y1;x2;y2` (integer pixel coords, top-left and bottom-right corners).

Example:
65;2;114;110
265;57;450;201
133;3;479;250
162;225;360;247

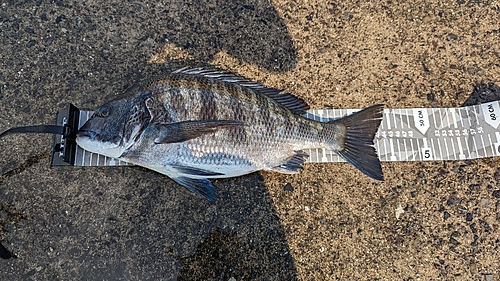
305;101;500;163
72;101;500;166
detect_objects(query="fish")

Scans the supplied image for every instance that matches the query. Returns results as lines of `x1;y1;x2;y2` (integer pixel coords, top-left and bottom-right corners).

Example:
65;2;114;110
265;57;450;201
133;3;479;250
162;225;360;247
75;68;384;202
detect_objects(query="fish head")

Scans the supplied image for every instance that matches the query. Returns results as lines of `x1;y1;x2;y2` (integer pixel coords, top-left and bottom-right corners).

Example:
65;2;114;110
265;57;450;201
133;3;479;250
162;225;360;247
76;96;149;158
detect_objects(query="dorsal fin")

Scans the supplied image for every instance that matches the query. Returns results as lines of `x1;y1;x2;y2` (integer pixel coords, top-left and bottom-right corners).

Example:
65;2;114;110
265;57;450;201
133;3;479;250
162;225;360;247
171;68;310;114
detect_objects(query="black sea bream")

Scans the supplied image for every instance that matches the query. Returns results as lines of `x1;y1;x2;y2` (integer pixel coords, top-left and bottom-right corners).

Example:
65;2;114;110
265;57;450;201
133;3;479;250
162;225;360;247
76;69;384;201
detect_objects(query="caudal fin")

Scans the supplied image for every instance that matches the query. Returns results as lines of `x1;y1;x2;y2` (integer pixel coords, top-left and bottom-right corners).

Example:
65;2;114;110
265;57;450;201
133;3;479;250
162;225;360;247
332;104;384;180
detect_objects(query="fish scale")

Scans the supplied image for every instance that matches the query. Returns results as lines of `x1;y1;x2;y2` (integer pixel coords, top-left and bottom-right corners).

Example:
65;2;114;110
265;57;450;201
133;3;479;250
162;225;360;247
75;68;383;201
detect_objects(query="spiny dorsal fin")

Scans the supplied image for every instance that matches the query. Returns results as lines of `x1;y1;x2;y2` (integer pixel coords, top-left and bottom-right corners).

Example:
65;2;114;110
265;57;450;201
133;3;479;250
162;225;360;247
172;68;310;114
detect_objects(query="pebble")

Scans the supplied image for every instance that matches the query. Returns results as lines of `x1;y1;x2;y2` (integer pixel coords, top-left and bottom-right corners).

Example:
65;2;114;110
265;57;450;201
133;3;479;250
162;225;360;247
443;211;450;221
284;183;293;192
471;234;478;246
26;40;37;48
446;194;458;206
480;198;490;210
492;190;500;198
466;213;473;222
55;14;66;24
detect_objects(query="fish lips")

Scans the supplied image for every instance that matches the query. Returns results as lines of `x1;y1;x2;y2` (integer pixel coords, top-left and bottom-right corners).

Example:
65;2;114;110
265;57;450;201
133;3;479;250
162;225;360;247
75;118;124;148
76;129;97;140
76;121;99;140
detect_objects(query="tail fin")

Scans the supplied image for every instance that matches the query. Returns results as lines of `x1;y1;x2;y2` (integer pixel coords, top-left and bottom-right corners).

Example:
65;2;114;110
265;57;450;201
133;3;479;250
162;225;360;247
331;104;384;180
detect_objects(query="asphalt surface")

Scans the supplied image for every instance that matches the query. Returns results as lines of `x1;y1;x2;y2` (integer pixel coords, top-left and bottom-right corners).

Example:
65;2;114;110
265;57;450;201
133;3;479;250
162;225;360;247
1;1;500;280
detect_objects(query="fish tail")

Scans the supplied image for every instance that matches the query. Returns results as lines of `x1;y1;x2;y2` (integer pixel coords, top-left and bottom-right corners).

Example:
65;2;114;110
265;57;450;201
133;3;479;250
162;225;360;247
328;104;384;180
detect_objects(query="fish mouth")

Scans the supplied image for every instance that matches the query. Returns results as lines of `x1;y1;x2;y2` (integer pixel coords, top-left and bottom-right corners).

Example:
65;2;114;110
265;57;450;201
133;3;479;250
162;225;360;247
76;129;97;139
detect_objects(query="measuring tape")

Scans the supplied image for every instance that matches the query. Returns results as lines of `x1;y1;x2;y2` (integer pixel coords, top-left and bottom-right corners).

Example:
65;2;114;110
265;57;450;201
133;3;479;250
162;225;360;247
64;101;500;167
305;101;500;163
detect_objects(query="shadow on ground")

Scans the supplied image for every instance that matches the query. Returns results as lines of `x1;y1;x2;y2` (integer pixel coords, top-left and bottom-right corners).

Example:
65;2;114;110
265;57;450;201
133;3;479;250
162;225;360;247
0;159;297;280
0;0;298;280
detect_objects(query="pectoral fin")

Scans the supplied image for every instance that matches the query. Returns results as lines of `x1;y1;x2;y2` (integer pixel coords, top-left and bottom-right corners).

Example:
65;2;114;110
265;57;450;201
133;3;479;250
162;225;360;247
172;176;217;202
152;120;244;144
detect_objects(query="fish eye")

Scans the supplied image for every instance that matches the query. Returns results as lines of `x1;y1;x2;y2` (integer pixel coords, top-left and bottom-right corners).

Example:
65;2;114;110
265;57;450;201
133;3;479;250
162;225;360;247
97;106;110;118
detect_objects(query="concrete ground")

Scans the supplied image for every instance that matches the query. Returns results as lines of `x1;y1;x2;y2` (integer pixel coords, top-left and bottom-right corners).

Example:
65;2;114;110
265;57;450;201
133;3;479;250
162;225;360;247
0;0;499;280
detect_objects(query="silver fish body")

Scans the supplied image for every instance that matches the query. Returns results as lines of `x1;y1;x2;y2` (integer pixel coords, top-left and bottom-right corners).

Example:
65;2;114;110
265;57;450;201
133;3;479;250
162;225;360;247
76;69;384;201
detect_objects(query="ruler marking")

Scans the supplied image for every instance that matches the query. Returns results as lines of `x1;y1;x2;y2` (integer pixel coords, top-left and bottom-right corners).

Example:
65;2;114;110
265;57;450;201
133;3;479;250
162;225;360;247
396;138;401;160
464;136;471;159
443;138;450;160
74;146;79;166
392;110;397;129
402;138;407;160
451;108;458;128
472;105;480;125
430;138;437;160
414;139;420;161
376;138;381;160
81;147;86;166
398;109;404;129
383;138;389;161
409;137;415;161
465;107;472;128
438;108;444;129
74;110;86;166
389;138;396;161
480;135;486;158
431;108;438;129
457;137;466;160
385;110;391;130
405;108;411;129
458;107;465;128
488;134;495;157
77;111;82;128
450;137;457;160
437;138;443;160
472;136;480;158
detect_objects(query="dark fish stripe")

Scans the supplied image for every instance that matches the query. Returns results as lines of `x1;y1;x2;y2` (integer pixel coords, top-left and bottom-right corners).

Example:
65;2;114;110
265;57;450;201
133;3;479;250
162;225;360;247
231;96;247;143
169;87;187;118
199;89;217;120
261;106;276;138
284;117;294;139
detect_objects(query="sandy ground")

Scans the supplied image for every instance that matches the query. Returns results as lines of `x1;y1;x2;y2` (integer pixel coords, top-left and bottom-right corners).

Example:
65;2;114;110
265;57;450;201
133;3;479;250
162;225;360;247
1;0;499;280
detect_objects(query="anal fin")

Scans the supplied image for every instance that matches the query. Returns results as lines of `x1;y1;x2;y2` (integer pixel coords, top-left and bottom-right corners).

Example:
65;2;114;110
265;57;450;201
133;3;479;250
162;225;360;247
172;176;217;202
270;151;309;174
